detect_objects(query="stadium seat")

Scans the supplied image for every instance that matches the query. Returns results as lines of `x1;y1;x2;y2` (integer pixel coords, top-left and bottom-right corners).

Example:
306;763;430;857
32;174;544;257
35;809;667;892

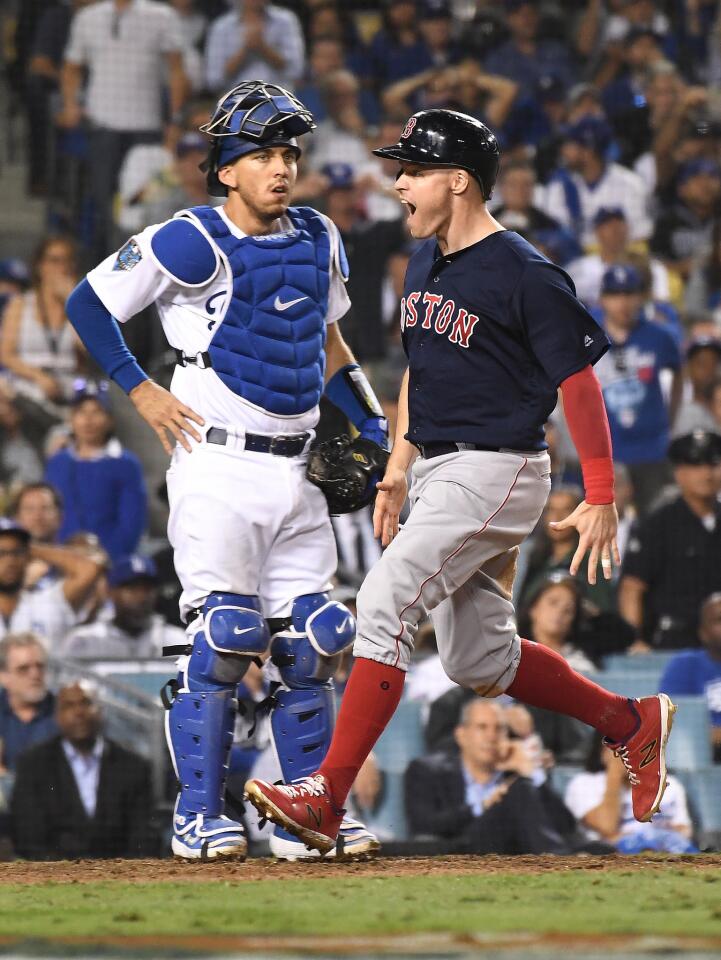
369;699;425;840
551;764;585;800
589;669;661;699
665;696;713;771
602;652;675;674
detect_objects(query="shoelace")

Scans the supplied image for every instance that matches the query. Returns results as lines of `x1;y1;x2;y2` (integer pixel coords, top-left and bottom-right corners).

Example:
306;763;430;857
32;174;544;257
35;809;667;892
279;775;327;800
613;745;641;786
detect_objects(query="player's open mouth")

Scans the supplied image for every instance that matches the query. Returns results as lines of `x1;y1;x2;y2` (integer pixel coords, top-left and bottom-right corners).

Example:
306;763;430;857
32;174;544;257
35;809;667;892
272;185;289;195
401;200;417;217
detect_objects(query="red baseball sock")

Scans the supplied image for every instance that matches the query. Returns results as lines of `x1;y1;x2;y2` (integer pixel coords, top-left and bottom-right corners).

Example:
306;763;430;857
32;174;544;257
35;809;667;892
317;658;405;806
505;639;638;743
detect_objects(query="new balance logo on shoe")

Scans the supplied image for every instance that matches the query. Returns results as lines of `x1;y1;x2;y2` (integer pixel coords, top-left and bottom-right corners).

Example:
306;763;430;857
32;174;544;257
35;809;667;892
306;804;323;828
639;739;658;768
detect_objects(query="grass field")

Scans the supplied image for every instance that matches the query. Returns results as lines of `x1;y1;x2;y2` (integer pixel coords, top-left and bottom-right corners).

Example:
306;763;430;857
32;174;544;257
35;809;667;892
0;855;720;954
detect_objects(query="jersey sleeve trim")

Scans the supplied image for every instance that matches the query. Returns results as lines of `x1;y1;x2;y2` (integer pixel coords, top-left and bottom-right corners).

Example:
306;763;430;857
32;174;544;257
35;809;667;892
319;213;349;283
148;216;220;288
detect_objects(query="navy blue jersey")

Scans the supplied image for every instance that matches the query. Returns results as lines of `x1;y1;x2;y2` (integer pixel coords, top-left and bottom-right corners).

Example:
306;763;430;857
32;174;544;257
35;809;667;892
400;230;609;450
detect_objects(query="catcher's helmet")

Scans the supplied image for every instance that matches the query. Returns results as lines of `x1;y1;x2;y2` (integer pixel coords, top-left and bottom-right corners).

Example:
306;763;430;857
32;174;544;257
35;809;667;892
373;109;500;200
200;80;316;196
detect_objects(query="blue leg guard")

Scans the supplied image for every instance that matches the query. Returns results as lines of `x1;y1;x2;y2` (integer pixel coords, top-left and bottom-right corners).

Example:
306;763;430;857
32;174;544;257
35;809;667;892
165;592;269;859
267;594;377;857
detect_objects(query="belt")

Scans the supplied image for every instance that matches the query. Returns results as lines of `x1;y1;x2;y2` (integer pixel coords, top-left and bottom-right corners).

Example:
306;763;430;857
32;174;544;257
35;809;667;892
418;442;501;459
206;426;310;457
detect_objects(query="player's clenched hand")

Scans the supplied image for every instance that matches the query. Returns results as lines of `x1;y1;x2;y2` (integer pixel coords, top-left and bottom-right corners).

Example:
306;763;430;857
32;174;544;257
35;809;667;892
549;501;620;585
129;379;204;455
373;464;408;547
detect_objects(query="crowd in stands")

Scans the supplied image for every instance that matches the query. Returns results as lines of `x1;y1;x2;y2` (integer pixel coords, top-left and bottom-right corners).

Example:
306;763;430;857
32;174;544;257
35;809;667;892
1;0;721;858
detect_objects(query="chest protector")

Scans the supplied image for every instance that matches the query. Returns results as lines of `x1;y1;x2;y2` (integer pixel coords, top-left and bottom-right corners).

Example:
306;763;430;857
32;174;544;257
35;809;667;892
181;205;331;416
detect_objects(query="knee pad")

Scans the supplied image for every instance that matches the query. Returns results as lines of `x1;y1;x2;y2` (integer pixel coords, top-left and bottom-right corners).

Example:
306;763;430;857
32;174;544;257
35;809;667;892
186;592;270;690
270;592;355;689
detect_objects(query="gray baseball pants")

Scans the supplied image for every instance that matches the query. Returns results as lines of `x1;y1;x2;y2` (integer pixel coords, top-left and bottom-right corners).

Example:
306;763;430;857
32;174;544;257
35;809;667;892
353;449;552;693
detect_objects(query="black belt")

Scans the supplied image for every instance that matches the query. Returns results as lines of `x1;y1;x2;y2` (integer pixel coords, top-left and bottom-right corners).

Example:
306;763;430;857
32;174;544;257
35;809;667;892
207;426;310;457
418;442;501;459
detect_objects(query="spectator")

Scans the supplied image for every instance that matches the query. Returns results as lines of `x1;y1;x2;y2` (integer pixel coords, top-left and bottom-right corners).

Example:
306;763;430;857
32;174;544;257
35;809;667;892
517;486;616;615
11;483;62;546
0;236;84;451
0;393;43;495
659;592;721;763
567;208;669;311
368;0;426;88
630;253;681;347
0;518;100;647
204;0;304;93
170;0;208;91
58;0;187;257
307;70;373;174
517;574;596;673
614;462;636;564
0;633;57;774
673;338;721;438
315;162;406;363
685;218;721;328
415;0;466;72
0;259;29;320
45;382;147;562
600;27;666;126
10;481;63;590
61;554;184;660
544;116;652;247
593;264;682;514
381;60;518;132
628;61;687;191
404;698;571;853
564;732;696;853
494;159;565;237
24;0;94;197
650;159;721;282
620;430;721;649
10;681;157;859
484;0;577;99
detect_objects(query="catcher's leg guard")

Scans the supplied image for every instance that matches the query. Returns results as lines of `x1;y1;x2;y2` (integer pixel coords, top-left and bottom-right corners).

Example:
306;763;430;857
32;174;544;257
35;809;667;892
266;594;380;859
166;592;270;860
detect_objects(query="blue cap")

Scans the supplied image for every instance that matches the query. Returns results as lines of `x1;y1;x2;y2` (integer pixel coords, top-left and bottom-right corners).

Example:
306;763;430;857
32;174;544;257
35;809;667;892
564;115;613;154
677;158;721;186
0;258;29;286
71;378;111;409
419;0;451;18
176;132;208;158
320;162;355;190
0;518;30;543
536;74;565;102
593;206;626;228
601;264;643;294
109;554;158;587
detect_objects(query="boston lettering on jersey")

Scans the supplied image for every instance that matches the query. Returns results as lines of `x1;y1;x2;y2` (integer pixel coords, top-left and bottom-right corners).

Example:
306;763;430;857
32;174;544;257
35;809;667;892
400;231;608;451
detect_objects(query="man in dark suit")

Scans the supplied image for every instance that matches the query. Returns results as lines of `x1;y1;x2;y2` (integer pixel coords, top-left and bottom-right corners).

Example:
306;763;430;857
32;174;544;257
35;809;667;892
405;697;574;854
10;681;157;859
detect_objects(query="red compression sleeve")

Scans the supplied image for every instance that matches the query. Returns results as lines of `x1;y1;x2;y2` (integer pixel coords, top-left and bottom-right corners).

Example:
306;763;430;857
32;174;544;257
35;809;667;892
560;365;614;504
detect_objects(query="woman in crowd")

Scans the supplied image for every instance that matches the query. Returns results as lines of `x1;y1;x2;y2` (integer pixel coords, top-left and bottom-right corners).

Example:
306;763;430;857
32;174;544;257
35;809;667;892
517;573;596;674
564;732;697;854
0;235;85;449
44;382;147;563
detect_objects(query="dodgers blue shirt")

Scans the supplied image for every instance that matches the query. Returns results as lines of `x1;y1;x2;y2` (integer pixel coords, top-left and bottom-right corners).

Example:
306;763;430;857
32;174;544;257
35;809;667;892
400;231;608;450
659;650;721;728
593;317;681;464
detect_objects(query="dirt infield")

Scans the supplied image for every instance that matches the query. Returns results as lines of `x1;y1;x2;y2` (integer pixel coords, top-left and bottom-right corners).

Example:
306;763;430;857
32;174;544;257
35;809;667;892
2;852;721;885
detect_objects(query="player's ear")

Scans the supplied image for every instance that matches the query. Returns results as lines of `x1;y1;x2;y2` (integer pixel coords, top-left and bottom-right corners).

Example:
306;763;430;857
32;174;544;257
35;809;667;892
218;164;237;190
450;169;470;196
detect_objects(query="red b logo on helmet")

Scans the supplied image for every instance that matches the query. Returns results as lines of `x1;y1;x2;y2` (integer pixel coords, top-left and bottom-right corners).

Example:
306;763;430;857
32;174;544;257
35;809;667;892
401;117;417;139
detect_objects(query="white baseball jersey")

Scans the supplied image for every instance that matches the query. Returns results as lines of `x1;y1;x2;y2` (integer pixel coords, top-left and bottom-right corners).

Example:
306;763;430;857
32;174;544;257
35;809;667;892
87;207;350;436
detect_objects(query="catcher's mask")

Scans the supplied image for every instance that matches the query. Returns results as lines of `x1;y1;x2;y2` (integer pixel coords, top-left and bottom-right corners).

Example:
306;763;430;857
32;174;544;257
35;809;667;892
200;80;316;196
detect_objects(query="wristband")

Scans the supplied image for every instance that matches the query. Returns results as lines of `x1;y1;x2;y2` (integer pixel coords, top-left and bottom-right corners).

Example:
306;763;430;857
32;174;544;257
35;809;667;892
325;364;389;449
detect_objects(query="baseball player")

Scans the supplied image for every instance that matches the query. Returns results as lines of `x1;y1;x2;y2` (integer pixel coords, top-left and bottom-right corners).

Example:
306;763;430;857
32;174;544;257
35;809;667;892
65;81;388;860
245;109;678;854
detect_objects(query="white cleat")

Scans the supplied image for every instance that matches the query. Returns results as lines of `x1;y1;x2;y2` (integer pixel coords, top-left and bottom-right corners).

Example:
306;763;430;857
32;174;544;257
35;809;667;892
269;815;380;861
172;811;248;861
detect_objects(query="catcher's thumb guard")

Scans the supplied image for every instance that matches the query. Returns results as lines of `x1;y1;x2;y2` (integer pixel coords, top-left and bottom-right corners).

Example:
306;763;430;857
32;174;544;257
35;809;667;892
307;434;389;515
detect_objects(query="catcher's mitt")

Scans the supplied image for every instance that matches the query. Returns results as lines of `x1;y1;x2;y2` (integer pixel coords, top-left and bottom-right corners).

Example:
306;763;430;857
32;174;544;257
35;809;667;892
307;434;389;514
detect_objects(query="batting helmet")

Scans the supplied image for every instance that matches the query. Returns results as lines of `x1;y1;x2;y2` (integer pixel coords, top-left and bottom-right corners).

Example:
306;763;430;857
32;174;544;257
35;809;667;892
373;109;500;200
200;80;316;196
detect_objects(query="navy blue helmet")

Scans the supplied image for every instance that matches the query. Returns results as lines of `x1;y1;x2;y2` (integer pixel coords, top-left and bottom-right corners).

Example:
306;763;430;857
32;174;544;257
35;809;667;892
200;80;316;196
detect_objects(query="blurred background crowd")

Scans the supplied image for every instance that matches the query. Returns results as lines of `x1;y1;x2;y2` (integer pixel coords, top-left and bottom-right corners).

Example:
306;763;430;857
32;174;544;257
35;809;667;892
0;0;720;860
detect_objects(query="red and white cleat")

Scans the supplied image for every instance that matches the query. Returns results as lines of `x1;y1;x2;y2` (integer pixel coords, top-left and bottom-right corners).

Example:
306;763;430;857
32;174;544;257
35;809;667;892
245;774;343;854
606;693;677;822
